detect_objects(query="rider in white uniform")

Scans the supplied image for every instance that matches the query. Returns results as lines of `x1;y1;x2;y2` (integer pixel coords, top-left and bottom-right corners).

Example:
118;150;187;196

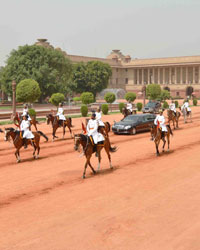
126;100;133;114
57;103;66;121
154;110;168;134
87;113;104;145
182;100;191;112
22;104;31;121
95;107;104;127
20;115;34;148
169;100;176;116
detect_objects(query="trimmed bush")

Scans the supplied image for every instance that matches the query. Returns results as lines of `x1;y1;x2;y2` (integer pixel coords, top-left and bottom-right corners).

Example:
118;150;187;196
163;101;169;109
104;92;116;104
81;92;94;105
119;102;125;113
193;99;198;106
102;104;109;115
49;93;65;106
125;92;136;102
175;100;179;108
81;105;88;117
28;108;36;117
136;102;143;111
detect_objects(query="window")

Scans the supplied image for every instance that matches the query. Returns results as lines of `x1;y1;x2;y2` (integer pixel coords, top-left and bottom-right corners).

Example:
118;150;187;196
176;91;179;96
116;78;118;84
125;78;128;84
125;68;128;72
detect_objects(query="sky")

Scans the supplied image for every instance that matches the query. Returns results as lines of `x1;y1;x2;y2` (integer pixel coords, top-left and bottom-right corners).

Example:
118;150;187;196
0;0;200;66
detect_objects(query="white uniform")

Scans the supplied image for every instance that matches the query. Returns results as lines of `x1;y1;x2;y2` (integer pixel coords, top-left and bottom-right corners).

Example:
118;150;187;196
87;119;104;144
22;108;31;121
169;103;176;113
154;115;168;132
57;107;66;120
95;111;104;126
182;101;191;112
127;103;133;112
20;120;34;139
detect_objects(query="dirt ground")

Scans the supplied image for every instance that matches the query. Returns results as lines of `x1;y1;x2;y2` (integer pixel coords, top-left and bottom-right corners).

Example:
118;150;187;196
0;108;200;250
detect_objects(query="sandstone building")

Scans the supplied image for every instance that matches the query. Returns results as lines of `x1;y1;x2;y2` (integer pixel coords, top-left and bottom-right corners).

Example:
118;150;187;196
36;39;200;98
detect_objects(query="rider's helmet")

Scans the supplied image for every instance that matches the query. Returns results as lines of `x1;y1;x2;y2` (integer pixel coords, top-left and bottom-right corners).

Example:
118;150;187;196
59;103;63;107
91;113;96;119
159;109;164;115
24;104;28;108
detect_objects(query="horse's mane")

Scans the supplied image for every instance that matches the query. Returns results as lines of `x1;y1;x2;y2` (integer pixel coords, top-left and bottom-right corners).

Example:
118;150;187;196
6;127;15;131
79;133;88;142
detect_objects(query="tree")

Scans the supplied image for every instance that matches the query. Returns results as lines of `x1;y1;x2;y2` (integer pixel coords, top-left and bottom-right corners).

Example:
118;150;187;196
80;92;94;105
70;61;112;97
125;92;136;102
0;45;72;101
104;92;116;112
160;89;170;102
49;93;65;106
16;79;41;103
146;84;161;100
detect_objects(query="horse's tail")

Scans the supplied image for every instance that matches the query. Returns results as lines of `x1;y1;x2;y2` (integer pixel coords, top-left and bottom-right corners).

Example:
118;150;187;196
37;131;48;142
166;125;173;136
105;122;111;132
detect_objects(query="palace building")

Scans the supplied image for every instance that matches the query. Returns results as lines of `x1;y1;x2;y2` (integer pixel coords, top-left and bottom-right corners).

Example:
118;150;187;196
36;39;200;98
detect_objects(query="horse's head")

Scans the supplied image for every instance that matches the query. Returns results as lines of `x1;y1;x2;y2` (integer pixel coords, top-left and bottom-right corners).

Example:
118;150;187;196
149;124;157;141
46;114;53;125
4;127;15;142
74;134;81;152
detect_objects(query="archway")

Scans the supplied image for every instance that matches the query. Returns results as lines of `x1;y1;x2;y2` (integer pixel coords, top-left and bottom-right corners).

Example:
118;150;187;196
186;86;193;97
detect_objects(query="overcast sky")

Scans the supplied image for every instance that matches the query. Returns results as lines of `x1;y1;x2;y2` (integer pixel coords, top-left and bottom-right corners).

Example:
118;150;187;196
0;0;200;66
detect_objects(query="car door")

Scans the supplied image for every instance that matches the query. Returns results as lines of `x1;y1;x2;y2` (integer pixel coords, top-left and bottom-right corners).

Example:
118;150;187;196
137;116;146;131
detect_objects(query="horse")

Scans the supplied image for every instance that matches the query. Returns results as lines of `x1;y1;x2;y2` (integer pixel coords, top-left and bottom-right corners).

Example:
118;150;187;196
179;106;192;123
14;112;39;131
4;127;48;163
150;124;173;156
74;134;116;179
167;109;181;129
122;107;136;118
46;114;73;140
98;122;111;137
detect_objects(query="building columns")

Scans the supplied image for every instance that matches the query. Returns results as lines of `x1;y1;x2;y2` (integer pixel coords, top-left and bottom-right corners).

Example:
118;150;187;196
137;69;140;85
180;67;183;84
163;68;165;84
174;67;177;84
193;67;195;84
199;66;200;84
186;67;188;84
142;69;144;85
152;68;155;83
158;68;160;84
169;68;172;84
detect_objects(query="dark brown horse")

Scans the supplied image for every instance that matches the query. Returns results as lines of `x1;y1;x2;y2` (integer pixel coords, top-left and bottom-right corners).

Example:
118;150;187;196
74;134;116;178
46;114;73;140
14;112;39;131
98;122;111;137
122;107;136;118
150;124;173;156
4;127;48;163
167;109;181;129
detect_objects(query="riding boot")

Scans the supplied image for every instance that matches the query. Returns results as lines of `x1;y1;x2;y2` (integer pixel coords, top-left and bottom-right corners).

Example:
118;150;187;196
23;138;27;149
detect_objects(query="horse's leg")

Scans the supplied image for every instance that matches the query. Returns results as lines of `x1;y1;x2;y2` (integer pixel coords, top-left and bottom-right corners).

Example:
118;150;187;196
167;133;170;151
155;139;160;156
34;122;38;131
62;121;65;139
162;136;166;152
97;147;102;171
32;141;36;159
104;141;113;169
15;149;21;163
52;126;58;141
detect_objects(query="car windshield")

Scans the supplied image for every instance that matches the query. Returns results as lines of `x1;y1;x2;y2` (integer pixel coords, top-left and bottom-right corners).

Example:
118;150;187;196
122;116;140;122
145;102;156;108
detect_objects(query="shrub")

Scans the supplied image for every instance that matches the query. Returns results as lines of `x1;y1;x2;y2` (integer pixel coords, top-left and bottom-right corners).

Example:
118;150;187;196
28;108;36;117
119;102;125;113
136;102;143;111
146;84;161;100
102;104;109;115
73;97;81;102
81;105;88;117
163;101;169;109
81;92;94;105
175;100;179;108
160;89;170;101
124;92;136;102
193;99;198;106
104;92;116;104
49;93;65;106
16;79;41;103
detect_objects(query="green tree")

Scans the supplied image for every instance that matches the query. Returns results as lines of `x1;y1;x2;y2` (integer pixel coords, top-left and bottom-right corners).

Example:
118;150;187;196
49;93;65;106
16;79;41;103
146;84;161;100
0;45;72;101
104;92;116;112
124;92;136;102
160;89;170;102
81;92;94;105
70;61;112;97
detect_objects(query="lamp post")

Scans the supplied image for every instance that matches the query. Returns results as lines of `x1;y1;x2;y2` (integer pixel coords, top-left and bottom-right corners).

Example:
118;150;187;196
12;80;16;119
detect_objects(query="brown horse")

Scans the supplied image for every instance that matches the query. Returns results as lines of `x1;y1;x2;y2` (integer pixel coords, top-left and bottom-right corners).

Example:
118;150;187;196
98;122;111;137
122;107;136;118
46;114;73;140
4;127;48;163
74;134;116;178
14;112;39;131
150;124;173;156
167;109;181;129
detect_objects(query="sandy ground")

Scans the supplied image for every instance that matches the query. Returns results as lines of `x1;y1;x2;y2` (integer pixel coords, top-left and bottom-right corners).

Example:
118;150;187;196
0;108;200;250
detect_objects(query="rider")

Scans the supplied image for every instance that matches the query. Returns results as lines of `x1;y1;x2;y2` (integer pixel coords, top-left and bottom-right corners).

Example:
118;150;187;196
56;103;66;125
169;100;176;116
182;99;191;112
22;104;31;121
126;100;133;114
95;106;105;134
20;114;35;148
154;109;168;138
87;113;104;147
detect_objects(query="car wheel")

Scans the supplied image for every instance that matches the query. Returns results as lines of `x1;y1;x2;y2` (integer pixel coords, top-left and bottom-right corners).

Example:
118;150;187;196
130;127;136;135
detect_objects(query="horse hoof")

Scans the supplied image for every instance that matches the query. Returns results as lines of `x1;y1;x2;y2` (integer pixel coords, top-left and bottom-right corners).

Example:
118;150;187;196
82;175;86;179
93;170;96;174
162;150;165;153
17;160;20;163
156;153;160;156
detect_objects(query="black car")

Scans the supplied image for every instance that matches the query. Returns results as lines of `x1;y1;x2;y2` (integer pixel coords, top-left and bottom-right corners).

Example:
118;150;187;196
142;101;161;114
112;114;156;135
